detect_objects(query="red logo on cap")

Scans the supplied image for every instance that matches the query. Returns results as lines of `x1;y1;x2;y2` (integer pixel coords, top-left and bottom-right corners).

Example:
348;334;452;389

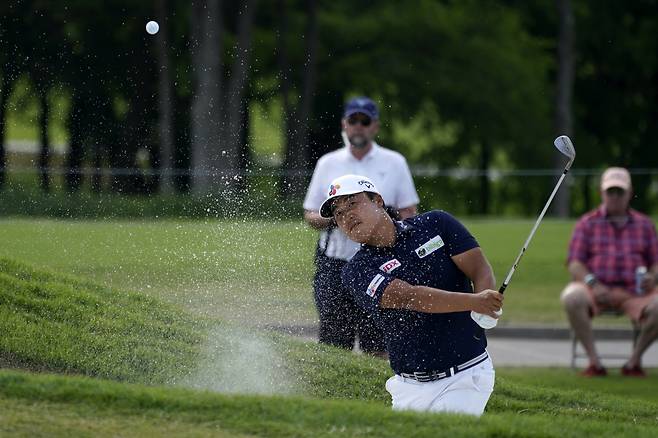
329;183;340;196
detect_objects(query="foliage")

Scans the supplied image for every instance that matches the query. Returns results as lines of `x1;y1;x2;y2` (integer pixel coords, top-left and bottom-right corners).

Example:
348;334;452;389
2;1;656;212
574;0;658;211
0;175;303;219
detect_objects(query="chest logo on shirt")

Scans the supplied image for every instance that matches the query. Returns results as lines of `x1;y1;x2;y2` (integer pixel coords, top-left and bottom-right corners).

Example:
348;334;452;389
415;235;445;258
366;274;385;297
379;258;401;273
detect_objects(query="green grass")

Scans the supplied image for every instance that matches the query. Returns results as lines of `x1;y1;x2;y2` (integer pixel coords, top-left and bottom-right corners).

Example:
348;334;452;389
0;218;318;326
2;257;658;436
0;217;583;325
0;258;203;384
1;366;657;437
468;219;574;323
497;368;658;403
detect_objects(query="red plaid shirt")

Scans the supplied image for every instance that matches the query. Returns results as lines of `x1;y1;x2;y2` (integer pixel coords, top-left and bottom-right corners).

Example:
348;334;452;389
567;206;658;292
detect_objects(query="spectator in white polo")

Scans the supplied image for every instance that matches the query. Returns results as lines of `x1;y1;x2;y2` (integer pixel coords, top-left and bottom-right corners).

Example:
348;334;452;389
303;96;419;356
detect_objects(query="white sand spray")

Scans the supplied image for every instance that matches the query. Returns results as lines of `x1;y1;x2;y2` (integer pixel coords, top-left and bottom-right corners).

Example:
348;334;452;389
181;323;297;395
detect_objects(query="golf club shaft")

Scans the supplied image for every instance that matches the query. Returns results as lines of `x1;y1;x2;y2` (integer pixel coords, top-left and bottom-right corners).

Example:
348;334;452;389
499;169;569;293
471;165;572;329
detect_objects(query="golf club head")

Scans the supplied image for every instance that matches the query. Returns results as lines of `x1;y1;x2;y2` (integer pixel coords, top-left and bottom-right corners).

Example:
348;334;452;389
471;309;502;329
554;135;576;170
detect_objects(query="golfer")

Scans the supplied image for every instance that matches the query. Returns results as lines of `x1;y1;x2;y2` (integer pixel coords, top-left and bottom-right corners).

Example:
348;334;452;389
320;174;503;416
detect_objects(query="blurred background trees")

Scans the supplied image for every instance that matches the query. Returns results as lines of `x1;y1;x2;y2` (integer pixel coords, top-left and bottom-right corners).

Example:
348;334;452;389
0;0;656;216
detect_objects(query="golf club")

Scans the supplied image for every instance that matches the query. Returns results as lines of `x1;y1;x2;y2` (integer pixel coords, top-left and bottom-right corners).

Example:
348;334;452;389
471;135;577;329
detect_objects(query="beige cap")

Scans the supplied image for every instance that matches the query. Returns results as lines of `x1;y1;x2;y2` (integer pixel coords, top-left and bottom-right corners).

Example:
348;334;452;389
601;167;632;191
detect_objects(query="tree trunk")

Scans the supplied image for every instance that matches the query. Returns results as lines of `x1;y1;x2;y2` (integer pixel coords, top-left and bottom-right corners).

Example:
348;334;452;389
174;92;192;192
276;0;294;198
236;91;251;193
37;88;50;192
190;0;224;194
479;140;491;215
66;92;84;192
552;0;575;217
221;0;257;191
282;0;318;198
91;141;102;193
0;75;14;189
155;0;175;194
114;90;146;194
308;91;342;165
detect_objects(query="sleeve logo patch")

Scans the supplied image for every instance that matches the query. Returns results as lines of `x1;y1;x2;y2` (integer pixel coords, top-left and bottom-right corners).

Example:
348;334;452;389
415;235;445;258
366;274;386;297
379;258;401;273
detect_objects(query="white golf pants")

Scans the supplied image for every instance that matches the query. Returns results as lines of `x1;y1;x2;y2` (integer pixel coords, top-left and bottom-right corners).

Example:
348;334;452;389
385;357;495;417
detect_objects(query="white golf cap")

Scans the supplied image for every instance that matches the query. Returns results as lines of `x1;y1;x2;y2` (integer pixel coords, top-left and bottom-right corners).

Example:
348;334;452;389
319;174;381;218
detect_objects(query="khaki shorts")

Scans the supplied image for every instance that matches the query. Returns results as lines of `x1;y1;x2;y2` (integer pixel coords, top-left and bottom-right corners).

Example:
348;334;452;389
585;285;658;322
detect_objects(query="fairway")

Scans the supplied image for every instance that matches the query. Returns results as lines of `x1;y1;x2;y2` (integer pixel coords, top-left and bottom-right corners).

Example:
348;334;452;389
497;368;658;403
1;217;585;326
0;218;319;326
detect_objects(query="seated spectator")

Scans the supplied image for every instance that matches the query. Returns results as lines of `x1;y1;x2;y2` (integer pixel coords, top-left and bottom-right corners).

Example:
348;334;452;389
561;167;658;377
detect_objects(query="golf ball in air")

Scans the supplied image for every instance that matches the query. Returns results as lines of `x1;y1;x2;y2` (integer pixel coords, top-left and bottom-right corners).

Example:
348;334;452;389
146;21;159;35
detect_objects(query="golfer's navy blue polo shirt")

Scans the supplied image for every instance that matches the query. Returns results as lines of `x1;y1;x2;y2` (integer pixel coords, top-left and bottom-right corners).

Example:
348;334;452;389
342;210;487;374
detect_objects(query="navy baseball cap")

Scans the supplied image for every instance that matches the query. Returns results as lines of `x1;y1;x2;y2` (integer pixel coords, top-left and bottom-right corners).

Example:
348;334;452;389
343;96;379;120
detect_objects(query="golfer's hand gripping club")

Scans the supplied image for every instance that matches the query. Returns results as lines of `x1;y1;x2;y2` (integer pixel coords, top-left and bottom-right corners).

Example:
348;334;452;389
471;135;576;330
470;289;504;329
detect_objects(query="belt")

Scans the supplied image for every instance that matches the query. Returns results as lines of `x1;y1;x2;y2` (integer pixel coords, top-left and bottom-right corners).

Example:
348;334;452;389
399;352;489;383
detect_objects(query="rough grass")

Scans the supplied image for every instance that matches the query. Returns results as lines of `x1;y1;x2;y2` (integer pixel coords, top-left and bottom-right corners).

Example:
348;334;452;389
1;367;657;438
0;257;203;384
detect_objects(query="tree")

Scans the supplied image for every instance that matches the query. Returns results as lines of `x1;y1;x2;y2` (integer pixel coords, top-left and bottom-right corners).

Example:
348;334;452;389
155;0;175;194
574;0;658;213
280;0;318;199
327;0;552;213
65;90;85;192
0;66;18;190
0;1;27;189
221;0;258;190
189;0;259;195
552;0;575;217
26;6;62;193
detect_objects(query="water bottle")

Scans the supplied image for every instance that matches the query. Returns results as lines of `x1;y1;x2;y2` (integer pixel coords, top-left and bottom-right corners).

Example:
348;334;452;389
635;266;647;295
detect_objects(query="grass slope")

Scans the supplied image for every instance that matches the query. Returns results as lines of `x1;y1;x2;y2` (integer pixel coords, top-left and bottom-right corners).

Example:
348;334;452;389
1;367;657;438
0;257;203;384
1;258;657;436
